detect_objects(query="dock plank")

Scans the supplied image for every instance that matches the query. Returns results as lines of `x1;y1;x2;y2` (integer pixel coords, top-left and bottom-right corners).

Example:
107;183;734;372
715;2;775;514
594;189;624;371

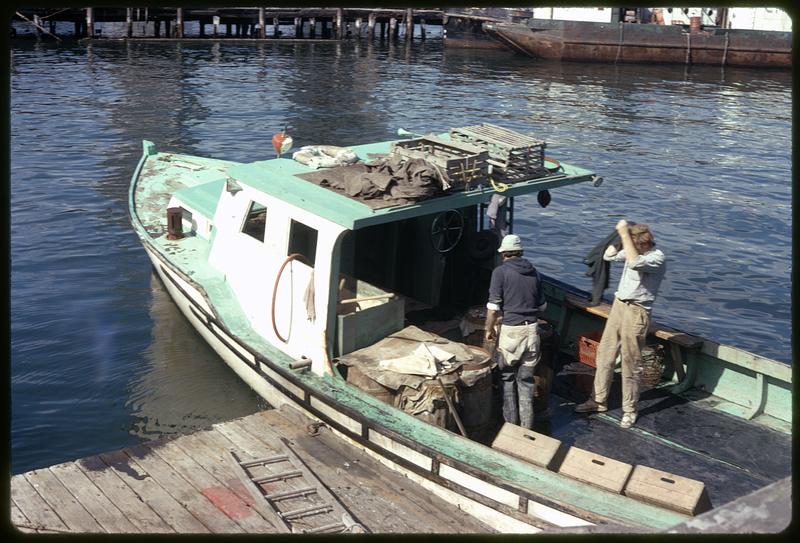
124;443;245;533
244;407;493;533
98;449;210;533
23;468;104;533
49;462;141;533
145;437;276;533
12;410;494;534
169;428;282;530
76;454;174;532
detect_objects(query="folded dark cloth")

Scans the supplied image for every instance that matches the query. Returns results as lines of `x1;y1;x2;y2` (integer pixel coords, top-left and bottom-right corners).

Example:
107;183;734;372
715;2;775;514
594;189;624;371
583;229;620;306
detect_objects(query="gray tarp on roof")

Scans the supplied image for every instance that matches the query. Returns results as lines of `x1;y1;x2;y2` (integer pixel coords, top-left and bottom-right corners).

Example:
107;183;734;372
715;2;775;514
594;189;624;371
297;156;445;208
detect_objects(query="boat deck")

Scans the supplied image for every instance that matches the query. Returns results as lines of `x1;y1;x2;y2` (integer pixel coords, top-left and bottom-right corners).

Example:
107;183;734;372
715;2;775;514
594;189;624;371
534;369;792;510
11;406;494;534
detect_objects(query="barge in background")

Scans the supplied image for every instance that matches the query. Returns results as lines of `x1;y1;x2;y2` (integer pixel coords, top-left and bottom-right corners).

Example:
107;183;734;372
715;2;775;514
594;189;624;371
129;124;791;532
444;7;792;69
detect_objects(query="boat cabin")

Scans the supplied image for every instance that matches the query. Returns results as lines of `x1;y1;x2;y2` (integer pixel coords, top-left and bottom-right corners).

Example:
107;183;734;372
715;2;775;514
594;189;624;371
165;135;595;379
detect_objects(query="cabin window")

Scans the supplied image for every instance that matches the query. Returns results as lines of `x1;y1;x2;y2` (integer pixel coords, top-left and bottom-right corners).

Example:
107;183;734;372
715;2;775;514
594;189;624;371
242;201;267;241
288;219;318;265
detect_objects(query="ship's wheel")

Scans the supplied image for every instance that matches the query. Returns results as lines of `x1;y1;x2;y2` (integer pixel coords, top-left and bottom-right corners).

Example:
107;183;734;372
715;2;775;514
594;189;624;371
430;209;464;254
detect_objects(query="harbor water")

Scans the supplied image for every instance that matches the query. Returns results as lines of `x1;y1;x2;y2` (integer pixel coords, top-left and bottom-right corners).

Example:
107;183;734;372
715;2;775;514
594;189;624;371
10;37;791;475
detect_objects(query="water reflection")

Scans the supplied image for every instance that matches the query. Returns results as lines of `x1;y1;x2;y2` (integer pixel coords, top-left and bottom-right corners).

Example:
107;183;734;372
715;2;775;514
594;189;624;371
126;272;266;440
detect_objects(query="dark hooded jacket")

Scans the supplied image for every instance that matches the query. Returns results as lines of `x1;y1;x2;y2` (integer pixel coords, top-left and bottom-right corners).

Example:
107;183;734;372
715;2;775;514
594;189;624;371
488;256;545;325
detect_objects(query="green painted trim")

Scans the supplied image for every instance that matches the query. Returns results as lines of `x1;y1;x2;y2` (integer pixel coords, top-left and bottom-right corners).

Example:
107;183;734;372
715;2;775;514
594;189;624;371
173;178;226;220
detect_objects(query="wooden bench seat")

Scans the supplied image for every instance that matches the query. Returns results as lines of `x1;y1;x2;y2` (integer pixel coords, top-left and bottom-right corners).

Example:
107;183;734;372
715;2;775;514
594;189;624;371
564;294;704;382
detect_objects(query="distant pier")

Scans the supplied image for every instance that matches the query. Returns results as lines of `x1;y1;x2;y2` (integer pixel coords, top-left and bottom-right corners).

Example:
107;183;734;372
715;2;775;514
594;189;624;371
10;406;491;534
12;7;446;42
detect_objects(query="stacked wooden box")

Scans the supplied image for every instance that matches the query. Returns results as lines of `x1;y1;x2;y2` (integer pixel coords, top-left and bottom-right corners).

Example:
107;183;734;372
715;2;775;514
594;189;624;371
390;135;489;190
449;123;547;183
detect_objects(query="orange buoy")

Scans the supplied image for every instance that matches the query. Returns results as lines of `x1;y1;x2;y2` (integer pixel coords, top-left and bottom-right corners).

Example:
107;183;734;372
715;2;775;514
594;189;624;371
272;129;293;157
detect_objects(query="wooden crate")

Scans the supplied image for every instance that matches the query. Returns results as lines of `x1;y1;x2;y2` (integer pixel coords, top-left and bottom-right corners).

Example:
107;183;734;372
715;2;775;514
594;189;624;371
390;136;489;189
624;465;711;515
449;123;547;182
557;447;633;494
491;423;562;470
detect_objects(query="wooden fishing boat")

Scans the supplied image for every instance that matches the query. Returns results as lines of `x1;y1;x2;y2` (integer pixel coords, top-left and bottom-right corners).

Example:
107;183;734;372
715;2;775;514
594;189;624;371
128;126;791;533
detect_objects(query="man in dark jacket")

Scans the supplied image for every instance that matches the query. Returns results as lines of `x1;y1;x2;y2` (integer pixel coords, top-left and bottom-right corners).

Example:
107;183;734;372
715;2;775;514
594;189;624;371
485;234;547;429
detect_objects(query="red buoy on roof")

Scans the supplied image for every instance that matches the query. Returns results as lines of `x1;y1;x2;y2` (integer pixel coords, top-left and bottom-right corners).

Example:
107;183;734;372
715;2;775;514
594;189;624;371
272;127;293;158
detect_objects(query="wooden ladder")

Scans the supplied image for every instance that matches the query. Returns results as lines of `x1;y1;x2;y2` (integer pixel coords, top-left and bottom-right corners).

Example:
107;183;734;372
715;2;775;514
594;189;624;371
230;437;368;534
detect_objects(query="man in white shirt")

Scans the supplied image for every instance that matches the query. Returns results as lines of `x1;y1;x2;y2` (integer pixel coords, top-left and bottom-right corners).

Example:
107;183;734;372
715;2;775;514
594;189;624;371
574;220;666;429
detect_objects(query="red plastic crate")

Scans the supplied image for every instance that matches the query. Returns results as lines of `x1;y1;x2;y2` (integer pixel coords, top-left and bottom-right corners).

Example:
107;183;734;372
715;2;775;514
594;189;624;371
577;330;604;367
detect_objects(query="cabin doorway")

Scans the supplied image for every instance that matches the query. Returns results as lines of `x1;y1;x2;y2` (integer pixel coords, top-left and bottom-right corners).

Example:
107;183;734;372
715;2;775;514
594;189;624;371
340;205;495;317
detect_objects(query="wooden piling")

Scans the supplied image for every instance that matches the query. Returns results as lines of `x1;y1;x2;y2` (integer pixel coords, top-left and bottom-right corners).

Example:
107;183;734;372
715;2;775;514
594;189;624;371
406;8;413;40
336;8;343;39
258;8;265;39
355;17;362;39
295;17;302;38
199;20;205;37
309;17;316;38
213;15;219;37
389;17;397;41
33;14;42;40
126;8;132;37
273;17;279;38
420;18;427;40
176;8;183;38
367;13;375;39
154;19;160;38
86;8;94;39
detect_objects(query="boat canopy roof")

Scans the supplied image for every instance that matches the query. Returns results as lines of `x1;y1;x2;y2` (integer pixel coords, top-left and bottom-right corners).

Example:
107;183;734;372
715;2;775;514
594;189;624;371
227;138;597;230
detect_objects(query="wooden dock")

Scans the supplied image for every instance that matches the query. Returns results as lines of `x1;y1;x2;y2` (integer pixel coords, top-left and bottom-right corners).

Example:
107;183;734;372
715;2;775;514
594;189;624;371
12;7;446;42
11;405;493;534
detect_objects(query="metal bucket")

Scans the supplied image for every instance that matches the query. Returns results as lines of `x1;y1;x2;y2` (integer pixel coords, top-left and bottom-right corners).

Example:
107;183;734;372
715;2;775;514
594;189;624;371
345;364;395;405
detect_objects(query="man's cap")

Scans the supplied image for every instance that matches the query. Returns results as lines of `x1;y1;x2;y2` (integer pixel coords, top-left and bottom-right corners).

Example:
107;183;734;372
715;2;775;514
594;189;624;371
498;234;523;253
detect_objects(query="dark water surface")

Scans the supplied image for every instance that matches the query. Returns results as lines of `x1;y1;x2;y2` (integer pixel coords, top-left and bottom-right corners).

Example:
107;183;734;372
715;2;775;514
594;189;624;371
10;39;791;474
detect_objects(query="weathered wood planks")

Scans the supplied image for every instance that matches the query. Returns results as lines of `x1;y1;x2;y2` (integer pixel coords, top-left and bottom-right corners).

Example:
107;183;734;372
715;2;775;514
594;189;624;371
10;408;493;534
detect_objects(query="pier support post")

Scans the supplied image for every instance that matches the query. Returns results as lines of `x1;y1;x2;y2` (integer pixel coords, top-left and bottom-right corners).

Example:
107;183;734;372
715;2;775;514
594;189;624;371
367;13;375;39
176;8;183;38
336;8;343;39
420;18;426;40
33;14;42;40
273;17;279;38
309;17;316;38
164;19;171;38
213;15;219;37
355;17;362;38
199;20;205;37
49;20;56;36
405;9;413;40
295;17;302;38
74;20;81;38
154;19;161;38
389;17;399;41
86;8;94;39
258;8;265;38
126;8;133;37
225;21;232;37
